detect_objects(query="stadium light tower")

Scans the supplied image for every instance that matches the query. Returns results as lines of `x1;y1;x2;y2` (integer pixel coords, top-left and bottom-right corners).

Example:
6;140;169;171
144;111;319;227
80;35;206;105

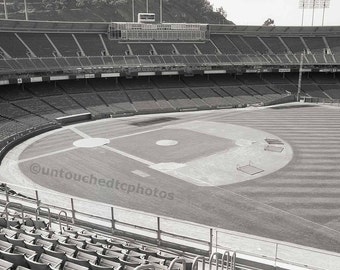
297;51;305;102
146;0;149;13
24;0;28;20
299;0;330;26
160;0;163;23
132;0;135;22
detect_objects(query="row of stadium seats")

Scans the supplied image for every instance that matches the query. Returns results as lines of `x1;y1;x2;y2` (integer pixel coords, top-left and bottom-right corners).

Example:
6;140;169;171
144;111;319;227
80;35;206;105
0;203;196;270
0;32;339;58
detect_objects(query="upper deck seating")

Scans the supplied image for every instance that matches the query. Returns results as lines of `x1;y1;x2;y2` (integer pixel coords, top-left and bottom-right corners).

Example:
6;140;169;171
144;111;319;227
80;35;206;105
303;37;326;53
47;33;80;57
327;37;340;53
152;43;175;55
281;37;306;53
173;43;197;55
242;36;268;54
75;34;105;56
226;35;254;54
102;37;129;56
18;33;55;57
261;37;287;54
129;43;153;56
195;41;217;54
210;35;239;54
0;32;28;58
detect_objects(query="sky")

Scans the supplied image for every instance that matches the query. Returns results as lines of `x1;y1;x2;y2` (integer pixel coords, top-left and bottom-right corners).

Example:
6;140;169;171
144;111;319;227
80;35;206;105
209;0;340;26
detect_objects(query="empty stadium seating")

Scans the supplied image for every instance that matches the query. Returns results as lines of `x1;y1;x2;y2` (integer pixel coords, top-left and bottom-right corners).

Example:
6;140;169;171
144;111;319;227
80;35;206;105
0;202;197;270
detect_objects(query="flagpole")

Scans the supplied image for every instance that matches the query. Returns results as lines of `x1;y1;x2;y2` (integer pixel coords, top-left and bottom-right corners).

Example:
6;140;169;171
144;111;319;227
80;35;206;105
301;1;305;26
311;0;316;26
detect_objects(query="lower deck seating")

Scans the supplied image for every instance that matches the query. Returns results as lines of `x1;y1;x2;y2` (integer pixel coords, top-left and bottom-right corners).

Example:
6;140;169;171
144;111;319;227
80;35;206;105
126;91;162;112
319;84;340;99
0;74;296;154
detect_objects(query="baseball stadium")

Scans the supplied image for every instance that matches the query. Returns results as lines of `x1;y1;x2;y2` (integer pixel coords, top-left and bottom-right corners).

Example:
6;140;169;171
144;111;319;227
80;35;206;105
0;1;340;270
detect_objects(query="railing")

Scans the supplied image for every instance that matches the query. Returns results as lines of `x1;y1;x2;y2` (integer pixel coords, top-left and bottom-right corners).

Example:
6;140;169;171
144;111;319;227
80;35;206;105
0;122;60;165
1;52;339;78
0;183;340;270
302;96;340;106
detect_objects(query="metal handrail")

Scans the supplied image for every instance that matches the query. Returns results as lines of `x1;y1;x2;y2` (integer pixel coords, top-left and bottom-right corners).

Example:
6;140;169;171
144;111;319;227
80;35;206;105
192;256;206;270
221;251;230;270
169;258;187;270
209;252;221;270
4;202;25;227
58;210;69;232
35;206;52;229
230;252;236;270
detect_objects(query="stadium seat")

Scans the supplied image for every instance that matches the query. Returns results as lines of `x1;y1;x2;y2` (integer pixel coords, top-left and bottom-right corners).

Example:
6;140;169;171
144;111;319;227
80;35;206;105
0;249;33;268
63;261;89;270
93;258;121;269
0;258;13;270
0;240;12;252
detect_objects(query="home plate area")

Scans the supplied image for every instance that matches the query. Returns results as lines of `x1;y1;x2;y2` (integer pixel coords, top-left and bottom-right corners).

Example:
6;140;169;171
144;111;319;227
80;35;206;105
109;121;293;187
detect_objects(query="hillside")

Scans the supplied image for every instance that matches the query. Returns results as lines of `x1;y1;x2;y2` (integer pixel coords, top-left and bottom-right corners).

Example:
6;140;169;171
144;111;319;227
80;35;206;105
0;0;234;24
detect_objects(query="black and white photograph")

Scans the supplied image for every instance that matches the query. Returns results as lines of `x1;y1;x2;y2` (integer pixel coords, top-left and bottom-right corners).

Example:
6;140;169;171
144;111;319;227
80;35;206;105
0;1;340;270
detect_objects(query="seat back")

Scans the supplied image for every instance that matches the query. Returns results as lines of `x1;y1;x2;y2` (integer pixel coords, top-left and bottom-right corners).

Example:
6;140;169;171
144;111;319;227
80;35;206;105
63;261;89;270
25;242;45;256
39;253;63;268
26;258;51;270
0;239;12;252
0;258;13;270
0;251;29;268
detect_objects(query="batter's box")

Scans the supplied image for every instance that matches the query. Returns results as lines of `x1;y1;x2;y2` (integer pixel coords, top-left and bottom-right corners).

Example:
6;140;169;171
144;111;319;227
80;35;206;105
237;164;264;175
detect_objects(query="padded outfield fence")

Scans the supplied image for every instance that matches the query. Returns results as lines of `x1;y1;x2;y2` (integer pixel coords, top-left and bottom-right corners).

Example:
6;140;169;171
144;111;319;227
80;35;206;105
0;183;339;270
